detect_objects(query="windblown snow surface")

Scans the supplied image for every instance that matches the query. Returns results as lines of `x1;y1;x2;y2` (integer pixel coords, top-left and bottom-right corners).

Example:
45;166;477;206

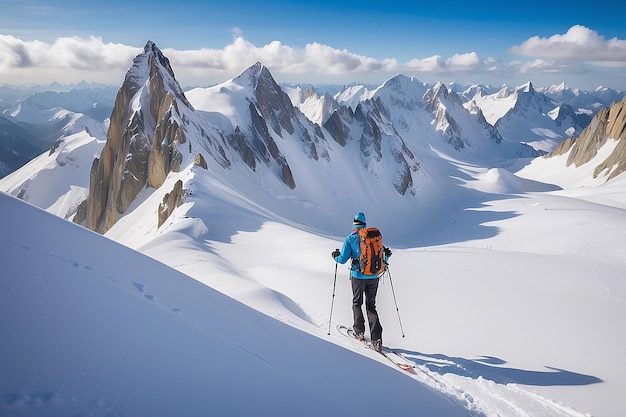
2;133;626;416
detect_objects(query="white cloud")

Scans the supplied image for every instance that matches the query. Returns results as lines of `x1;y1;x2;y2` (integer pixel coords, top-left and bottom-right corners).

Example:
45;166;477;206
404;55;444;72
0;34;139;84
165;37;399;77
1;32;624;89
0;34;492;86
446;52;483;71
509;25;626;63
404;52;483;72
0;35;138;71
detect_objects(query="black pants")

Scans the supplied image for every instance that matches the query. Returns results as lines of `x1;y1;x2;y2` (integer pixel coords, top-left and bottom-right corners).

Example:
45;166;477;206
351;277;382;342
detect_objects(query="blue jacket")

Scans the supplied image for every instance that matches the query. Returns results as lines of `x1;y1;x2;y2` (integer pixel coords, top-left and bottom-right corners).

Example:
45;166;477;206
334;228;390;279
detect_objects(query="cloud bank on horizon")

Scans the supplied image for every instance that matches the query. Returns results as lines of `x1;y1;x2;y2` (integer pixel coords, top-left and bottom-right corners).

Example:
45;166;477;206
1;25;626;90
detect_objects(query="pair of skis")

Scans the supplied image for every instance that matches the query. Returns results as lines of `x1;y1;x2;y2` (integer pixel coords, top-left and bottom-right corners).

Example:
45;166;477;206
336;325;416;375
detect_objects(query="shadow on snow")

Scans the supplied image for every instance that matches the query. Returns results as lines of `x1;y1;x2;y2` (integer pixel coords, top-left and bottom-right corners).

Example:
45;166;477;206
393;349;603;387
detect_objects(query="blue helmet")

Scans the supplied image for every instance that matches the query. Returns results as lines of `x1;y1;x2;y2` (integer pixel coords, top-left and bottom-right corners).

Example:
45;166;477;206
353;211;366;228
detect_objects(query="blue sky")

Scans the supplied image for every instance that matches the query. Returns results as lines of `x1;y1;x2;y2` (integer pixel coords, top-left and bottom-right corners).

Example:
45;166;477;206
2;0;626;90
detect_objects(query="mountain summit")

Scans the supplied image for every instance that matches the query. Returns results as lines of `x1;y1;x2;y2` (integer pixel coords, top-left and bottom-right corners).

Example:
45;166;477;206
77;41;228;233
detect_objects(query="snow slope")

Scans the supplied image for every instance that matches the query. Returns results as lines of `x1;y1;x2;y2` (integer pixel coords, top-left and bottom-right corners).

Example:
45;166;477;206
3;144;625;416
1;192;468;417
0;130;104;218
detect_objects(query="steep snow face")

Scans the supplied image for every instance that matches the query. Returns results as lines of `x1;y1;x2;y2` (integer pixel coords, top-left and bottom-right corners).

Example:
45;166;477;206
472;86;519;126
187;61;330;190
2;192;475;417
370;74;429;111
0;130;103;219
51;109;108;140
286;86;340;126
418;83;536;160
471;82;587;153
323;96;422;196
334;84;376;109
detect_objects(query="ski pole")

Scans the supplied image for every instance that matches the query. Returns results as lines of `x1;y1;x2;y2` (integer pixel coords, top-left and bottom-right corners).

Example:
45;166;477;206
386;266;406;338
328;262;338;335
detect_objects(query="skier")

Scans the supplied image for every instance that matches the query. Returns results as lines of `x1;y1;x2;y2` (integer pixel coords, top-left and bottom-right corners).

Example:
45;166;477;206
332;211;391;352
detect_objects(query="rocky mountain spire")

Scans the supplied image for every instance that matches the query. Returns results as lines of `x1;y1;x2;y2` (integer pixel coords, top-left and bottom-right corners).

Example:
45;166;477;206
549;94;626;181
422;83;465;150
77;41;227;234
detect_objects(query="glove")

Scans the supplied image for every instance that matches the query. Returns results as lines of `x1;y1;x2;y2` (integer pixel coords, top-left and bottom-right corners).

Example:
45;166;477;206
384;247;392;257
331;249;340;259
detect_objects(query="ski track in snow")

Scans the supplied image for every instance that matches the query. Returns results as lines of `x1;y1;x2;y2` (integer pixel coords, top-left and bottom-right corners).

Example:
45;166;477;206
397;358;591;417
336;328;590;417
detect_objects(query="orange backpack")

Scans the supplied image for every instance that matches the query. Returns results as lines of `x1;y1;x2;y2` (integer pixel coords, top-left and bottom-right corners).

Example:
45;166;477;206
357;227;386;276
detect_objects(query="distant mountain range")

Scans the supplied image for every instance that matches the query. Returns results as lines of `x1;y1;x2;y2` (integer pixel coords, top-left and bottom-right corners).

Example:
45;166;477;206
1;41;625;241
2;61;622;181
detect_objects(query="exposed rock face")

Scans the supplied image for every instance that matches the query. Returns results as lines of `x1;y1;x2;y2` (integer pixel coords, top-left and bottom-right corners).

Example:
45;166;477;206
194;153;208;169
254;64;296;137
423;83;464;151
73;199;88;225
79;39;201;234
424;82;502;151
324;96;418;195
158;179;186;228
323;106;353;147
548;137;576;157
548;94;626;181
79;41;224;234
221;62;332;190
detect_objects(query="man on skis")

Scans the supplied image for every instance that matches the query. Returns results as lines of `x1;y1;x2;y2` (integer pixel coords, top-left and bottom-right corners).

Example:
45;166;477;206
332;211;391;352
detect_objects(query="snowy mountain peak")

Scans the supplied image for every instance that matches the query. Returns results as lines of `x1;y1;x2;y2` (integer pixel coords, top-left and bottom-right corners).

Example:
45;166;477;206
496;84;512;98
422;82;454;112
462;84;487;99
77;41;225;233
517;81;536;94
334;84;374;110
232;61;270;90
549;82;569;93
231;62;298;134
141;41;176;80
379;74;425;92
